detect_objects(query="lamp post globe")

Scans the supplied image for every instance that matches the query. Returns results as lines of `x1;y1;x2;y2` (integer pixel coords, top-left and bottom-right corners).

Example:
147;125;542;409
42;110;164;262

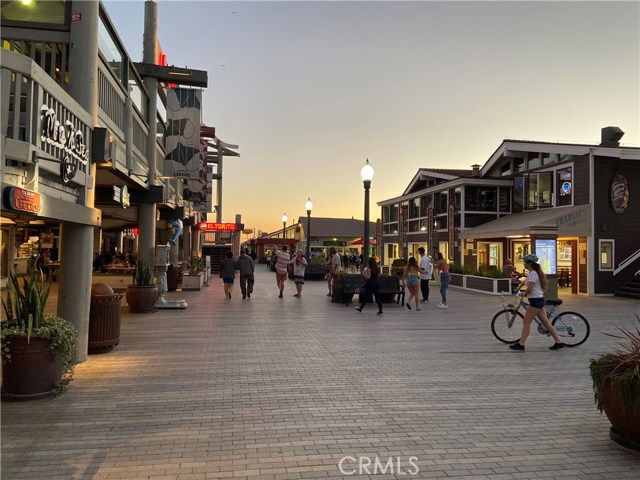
304;198;313;260
281;213;288;251
361;159;374;267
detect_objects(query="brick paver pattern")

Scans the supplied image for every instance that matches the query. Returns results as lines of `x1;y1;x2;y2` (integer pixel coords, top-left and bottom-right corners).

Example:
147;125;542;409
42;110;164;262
2;269;639;479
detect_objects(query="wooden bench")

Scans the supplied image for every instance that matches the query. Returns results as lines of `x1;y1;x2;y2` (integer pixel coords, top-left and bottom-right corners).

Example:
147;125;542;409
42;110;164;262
342;274;405;306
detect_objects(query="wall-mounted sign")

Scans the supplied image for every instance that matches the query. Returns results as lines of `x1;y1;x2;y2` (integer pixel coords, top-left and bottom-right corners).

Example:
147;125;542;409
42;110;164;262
610;174;629;214
198;222;244;232
40;105;89;184
112;185;130;208
447;204;455;261
3;187;43;215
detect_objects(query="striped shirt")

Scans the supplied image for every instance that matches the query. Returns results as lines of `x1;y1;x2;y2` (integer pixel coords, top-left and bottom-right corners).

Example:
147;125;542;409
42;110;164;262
275;251;290;274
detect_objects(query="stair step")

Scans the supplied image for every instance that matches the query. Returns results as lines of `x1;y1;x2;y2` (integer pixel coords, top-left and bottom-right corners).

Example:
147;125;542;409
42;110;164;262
615;292;640;300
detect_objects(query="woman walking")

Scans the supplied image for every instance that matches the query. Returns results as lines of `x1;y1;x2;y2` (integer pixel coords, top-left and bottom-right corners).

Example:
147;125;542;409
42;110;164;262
402;256;421;310
355;257;383;315
290;249;308;298
509;254;564;351
435;252;450;309
274;246;290;298
219;250;238;299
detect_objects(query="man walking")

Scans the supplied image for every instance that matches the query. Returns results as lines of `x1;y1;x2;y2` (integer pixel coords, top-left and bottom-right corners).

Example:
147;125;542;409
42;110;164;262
237;248;255;299
418;247;432;303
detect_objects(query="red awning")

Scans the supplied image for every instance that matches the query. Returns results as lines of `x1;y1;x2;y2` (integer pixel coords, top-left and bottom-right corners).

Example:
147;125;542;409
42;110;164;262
350;238;377;246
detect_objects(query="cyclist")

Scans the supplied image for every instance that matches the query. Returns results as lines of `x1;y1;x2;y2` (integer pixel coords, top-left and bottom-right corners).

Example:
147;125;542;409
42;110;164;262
509;254;565;351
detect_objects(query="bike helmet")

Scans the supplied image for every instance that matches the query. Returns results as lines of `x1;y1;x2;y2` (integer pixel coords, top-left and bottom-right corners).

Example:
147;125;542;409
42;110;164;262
523;254;539;263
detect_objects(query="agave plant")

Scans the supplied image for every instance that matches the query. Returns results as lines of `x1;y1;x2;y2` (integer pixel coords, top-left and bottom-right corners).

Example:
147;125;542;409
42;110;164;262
132;259;153;286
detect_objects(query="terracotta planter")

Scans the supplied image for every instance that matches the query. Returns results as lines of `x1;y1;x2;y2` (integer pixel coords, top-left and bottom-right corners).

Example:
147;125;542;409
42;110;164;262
125;285;158;313
1;334;63;401
601;384;640;451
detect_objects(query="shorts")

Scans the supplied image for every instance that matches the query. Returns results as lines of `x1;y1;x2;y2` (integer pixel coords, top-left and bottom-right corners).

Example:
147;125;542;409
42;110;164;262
528;297;545;309
294;275;305;284
223;277;235;284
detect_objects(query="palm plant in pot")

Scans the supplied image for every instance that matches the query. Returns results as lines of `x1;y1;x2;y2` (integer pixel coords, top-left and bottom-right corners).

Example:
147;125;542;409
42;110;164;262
1;261;78;400
125;259;158;313
589;314;640;451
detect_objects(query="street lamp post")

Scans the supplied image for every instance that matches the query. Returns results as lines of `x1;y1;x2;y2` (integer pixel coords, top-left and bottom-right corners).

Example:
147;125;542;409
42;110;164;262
361;159;374;267
281;213;288;251
304;198;313;260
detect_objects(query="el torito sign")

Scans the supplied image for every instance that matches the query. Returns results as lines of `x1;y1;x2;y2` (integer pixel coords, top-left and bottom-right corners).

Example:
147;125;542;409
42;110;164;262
197;222;244;232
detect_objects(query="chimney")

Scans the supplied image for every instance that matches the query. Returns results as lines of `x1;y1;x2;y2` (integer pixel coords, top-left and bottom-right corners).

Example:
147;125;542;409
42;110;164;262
600;126;624;147
471;164;480;177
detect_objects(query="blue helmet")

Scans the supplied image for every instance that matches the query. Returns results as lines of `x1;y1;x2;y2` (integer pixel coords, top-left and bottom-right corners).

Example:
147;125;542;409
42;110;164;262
523;254;539;263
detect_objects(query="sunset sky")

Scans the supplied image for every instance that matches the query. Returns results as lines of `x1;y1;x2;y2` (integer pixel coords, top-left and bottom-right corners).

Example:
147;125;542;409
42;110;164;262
104;0;640;235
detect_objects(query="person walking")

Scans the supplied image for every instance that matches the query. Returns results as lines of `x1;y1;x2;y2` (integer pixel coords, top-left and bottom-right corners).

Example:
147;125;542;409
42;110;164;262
266;252;272;270
325;249;334;296
435;252;450;309
290;249;308;298
219;250;238;299
355;257;383;315
274;246;290;298
418;247;432;303
509;254;565;351
402;257;421;310
237;248;255;299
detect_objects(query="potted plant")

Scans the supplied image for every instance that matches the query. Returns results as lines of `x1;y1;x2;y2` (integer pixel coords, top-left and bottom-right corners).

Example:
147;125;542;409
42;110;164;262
182;256;205;290
1;262;78;400
589;314;640;451
125;259;158;313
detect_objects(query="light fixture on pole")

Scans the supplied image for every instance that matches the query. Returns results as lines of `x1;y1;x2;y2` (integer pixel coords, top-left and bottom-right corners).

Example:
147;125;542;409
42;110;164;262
360;159;374;266
281;213;288;251
304;198;313;260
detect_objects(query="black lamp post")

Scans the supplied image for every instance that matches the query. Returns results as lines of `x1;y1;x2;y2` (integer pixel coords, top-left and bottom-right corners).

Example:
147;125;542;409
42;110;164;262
281;213;288;251
304;198;313;260
360;159;374;266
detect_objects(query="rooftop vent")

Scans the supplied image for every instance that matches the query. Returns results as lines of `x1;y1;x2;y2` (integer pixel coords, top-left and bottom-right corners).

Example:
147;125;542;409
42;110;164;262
600;126;624;147
471;164;481;177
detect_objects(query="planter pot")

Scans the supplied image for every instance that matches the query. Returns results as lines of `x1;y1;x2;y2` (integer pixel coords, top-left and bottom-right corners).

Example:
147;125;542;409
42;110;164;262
450;273;464;287
89;293;125;353
182;272;205;291
601;384;640;451
125;285;158;313
1;334;63;401
331;282;344;303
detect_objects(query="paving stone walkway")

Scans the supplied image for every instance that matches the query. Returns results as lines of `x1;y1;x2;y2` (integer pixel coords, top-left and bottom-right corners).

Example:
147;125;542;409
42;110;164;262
2;269;639;479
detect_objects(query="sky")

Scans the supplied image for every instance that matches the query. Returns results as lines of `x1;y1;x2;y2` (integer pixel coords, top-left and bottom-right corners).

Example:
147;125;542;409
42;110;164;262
103;0;640;235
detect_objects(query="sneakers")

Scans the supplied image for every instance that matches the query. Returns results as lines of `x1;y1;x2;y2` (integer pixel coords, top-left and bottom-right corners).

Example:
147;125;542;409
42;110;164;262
437;304;448;309
377;310;383;315
549;342;565;350
421;300;429;304
509;342;525;351
355;307;362;312
406;304;411;310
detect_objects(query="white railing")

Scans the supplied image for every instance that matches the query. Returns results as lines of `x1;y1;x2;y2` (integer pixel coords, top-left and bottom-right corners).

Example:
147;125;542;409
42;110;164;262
614;248;640;276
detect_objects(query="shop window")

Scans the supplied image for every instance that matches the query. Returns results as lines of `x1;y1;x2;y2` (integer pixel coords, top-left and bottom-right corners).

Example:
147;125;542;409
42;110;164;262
526;172;553;208
599;240;614;271
556;168;573;207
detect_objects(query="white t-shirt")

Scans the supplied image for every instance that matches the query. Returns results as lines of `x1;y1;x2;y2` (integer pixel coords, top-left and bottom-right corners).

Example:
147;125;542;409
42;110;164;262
331;253;342;274
419;255;432;280
526;270;544;298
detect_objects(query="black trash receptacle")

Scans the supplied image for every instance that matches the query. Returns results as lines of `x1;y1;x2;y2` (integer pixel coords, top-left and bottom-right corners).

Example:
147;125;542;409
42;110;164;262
88;293;124;354
167;264;179;291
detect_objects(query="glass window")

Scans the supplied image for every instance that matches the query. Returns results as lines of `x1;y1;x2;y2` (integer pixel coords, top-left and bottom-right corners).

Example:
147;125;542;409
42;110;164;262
500;162;511;176
599;240;614;270
514;176;525;211
499;187;510;212
528;152;541;170
408;198;420;218
409;220;420;232
452;187;461;210
513;158;524;173
98;16;125;84
557;168;573;206
465;186;497;211
2;0;67;26
382;205;390;223
420;194;432;213
434;215;447;230
128;66;147;119
526;172;553;208
559;153;573;163
434;191;448;214
542;153;556;166
388;205;398;222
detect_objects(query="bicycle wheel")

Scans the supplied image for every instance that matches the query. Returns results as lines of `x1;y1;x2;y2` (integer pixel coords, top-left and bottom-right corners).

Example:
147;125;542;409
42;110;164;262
552;311;590;347
491;309;524;343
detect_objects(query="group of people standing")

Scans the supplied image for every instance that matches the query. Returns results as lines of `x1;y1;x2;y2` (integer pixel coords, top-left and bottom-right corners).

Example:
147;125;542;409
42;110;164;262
399;247;450;311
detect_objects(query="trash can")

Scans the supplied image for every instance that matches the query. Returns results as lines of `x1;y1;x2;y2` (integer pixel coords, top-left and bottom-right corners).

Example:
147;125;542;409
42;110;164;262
89;283;125;354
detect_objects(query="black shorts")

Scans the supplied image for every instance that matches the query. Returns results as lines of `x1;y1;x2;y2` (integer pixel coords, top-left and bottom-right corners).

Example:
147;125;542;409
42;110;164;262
528;297;545;309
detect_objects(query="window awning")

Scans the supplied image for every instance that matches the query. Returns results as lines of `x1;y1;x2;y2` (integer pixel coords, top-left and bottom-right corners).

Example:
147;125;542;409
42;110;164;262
460;204;592;240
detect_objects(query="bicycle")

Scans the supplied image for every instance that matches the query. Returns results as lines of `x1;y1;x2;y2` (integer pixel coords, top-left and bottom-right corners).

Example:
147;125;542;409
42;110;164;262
491;290;590;347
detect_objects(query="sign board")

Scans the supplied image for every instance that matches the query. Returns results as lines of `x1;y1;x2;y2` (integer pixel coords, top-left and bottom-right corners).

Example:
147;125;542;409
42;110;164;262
535;238;557;275
3;187;43;214
197;222;244;232
113;185;130;208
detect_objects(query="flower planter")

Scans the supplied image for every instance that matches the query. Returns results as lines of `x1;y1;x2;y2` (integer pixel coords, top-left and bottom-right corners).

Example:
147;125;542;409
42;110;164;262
449;273;511;295
601;384;640;451
182;272;205;291
126;285;158;313
1;334;63;401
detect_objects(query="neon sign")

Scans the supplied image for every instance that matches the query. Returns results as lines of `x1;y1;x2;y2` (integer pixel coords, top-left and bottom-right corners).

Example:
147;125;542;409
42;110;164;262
198;222;244;232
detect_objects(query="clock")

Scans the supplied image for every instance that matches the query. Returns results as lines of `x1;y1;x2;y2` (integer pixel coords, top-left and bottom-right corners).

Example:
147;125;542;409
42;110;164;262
609;175;629;214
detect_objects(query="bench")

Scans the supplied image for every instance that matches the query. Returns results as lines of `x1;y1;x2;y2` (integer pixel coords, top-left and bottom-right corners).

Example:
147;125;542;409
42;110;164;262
342;274;405;306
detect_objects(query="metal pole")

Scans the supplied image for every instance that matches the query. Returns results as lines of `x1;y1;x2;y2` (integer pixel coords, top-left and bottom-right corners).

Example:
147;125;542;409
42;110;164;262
282;222;286;251
363;180;371;266
306;210;311;260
